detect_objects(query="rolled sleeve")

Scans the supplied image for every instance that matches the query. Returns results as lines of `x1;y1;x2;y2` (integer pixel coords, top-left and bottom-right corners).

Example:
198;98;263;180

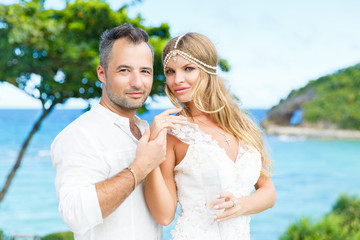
51;125;108;233
59;184;103;233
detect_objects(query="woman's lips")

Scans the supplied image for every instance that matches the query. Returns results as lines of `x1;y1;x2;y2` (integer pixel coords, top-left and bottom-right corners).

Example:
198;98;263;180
174;87;189;94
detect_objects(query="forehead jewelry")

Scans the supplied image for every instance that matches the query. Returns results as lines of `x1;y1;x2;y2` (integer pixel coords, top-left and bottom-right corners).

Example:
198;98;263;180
172;34;184;63
163;35;218;75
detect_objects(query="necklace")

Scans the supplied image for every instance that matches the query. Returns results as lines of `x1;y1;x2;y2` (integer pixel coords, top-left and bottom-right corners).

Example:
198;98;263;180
195;118;231;147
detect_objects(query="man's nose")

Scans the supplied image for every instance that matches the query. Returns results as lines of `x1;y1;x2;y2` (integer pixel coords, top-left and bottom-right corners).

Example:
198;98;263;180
129;71;142;88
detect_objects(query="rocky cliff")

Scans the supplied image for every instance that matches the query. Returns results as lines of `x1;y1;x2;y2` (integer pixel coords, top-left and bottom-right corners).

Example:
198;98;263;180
261;63;360;136
262;87;316;127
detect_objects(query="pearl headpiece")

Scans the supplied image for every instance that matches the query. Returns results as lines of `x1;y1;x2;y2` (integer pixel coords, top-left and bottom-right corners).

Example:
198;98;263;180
163;35;218;75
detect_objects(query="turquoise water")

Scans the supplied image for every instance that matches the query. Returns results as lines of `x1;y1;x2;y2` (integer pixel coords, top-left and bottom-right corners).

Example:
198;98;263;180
0;109;359;239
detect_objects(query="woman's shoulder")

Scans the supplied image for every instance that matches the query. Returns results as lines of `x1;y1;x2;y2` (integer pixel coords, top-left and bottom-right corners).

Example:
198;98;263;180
167;132;181;145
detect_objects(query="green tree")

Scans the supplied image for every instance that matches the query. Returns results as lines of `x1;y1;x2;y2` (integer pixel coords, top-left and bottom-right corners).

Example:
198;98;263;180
0;0;172;203
288;64;360;130
280;194;360;240
41;231;74;240
0;0;231;204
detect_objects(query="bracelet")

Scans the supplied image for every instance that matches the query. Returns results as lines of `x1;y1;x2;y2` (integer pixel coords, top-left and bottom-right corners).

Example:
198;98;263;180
126;167;137;190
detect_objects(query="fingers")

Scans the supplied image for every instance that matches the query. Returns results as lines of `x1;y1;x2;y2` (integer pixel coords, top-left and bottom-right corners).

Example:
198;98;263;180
157;128;168;141
152;128;167;146
210;191;241;222
139;127;150;143
153;108;186;125
217;191;235;201
153;128;167;162
155;115;186;125
165;115;187;125
150;115;186;140
161;122;180;131
205;198;224;209
212;198;232;208
213;198;242;222
213;199;237;211
157;107;183;117
150;109;186;141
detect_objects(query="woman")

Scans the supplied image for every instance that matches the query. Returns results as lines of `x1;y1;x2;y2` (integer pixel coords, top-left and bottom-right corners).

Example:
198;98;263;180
145;33;276;239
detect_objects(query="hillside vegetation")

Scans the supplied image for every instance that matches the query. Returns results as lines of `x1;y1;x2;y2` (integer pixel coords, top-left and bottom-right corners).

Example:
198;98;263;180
288;63;360;130
280;194;360;240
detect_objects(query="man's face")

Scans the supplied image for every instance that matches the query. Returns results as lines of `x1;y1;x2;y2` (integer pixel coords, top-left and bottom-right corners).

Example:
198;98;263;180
98;38;153;111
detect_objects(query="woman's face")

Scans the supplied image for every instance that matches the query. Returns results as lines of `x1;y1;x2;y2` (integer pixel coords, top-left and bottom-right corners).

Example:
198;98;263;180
164;55;200;103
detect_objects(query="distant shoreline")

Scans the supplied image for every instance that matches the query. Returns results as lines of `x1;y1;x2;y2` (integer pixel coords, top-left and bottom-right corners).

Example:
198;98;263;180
263;125;360;140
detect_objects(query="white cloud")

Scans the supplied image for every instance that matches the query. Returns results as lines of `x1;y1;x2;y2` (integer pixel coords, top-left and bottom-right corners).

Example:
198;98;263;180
2;0;360;109
0;82;42;109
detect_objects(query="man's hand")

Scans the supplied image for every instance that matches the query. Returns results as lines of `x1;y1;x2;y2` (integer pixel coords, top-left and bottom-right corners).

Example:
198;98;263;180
131;108;186;184
131;127;167;181
95;128;168;219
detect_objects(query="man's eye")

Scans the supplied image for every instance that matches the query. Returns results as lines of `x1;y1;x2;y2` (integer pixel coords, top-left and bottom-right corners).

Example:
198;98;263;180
120;69;129;72
142;70;151;74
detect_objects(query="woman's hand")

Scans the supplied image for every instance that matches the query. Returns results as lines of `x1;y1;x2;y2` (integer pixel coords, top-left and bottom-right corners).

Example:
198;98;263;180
149;108;186;140
207;175;276;222
206;191;246;222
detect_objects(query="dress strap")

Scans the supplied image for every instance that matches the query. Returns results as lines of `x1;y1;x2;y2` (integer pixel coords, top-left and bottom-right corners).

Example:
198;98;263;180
168;118;216;145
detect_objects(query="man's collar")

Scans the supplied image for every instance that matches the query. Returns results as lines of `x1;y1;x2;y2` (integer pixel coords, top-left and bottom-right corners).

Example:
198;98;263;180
91;102;148;128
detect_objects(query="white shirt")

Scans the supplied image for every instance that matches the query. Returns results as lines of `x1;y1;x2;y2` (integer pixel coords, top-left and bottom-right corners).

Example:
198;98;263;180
51;103;162;240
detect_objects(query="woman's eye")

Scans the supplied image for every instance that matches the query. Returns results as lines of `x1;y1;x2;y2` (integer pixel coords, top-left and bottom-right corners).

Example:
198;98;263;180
185;67;194;71
165;69;175;74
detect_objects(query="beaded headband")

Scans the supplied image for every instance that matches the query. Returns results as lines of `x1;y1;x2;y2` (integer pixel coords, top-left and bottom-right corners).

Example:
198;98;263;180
163;35;218;75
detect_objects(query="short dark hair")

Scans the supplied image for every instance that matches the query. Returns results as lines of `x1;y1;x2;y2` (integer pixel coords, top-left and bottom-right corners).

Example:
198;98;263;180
99;23;153;71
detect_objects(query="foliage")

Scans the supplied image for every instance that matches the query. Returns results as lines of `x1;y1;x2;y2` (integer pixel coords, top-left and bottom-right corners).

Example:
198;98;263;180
0;0;230;204
41;231;74;240
280;194;360;240
0;229;9;240
0;0;172;203
286;64;360;130
218;58;231;72
0;0;172;112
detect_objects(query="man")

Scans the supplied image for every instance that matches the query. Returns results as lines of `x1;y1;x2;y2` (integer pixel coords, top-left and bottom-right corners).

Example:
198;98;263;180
51;23;180;240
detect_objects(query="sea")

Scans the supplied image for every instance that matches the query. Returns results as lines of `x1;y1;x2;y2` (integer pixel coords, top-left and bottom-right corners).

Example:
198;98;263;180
0;108;359;239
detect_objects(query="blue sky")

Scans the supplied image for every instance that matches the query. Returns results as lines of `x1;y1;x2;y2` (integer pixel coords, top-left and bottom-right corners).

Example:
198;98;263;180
1;0;360;109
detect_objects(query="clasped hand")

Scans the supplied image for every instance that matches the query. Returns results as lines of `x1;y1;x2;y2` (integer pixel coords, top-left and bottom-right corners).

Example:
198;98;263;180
205;191;246;222
133;108;186;176
149;108;186;140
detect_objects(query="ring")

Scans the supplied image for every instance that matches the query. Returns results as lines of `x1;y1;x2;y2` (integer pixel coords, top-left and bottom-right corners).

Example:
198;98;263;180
231;199;237;208
165;117;169;122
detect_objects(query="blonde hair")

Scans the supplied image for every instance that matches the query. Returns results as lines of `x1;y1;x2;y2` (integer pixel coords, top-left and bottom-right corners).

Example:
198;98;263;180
163;33;272;175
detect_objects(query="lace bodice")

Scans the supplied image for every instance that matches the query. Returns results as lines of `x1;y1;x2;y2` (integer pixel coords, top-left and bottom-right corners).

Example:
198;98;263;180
168;120;262;240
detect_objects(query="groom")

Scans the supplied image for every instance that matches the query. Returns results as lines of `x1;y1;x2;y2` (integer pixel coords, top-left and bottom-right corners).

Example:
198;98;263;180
51;23;169;239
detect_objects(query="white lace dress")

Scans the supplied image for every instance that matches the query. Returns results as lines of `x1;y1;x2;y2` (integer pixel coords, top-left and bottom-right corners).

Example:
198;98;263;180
168;121;262;240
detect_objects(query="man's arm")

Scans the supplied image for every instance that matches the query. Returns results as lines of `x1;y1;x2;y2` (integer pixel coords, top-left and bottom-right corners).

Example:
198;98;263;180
52;126;166;233
95;128;167;218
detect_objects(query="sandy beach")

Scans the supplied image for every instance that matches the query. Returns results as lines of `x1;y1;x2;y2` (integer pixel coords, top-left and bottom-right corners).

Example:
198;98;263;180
263;125;360;140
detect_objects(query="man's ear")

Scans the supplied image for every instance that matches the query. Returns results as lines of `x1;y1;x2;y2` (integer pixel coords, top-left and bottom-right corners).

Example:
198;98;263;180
97;65;106;84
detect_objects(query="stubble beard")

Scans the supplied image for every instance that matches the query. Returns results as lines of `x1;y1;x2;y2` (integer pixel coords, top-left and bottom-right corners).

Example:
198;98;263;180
106;84;149;110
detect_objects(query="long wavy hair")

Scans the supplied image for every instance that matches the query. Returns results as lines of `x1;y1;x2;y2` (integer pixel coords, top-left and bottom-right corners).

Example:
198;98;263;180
162;33;272;175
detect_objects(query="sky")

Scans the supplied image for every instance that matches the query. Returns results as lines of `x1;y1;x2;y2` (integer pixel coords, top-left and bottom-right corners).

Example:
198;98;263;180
1;0;360;109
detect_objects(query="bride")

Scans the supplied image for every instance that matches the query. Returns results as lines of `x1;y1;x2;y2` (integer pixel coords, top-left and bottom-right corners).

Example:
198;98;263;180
145;32;276;239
